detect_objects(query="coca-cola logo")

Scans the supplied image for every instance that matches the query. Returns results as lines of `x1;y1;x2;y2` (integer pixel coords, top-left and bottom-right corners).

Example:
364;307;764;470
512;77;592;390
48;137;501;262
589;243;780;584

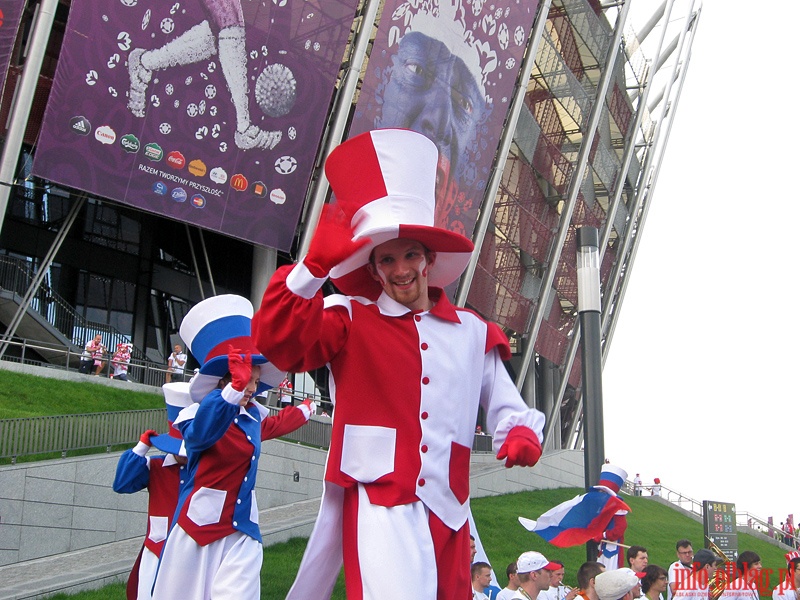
166;151;186;169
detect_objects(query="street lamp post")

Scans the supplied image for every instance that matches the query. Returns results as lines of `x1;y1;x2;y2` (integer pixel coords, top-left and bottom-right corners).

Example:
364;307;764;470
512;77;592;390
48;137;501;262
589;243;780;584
577;226;604;561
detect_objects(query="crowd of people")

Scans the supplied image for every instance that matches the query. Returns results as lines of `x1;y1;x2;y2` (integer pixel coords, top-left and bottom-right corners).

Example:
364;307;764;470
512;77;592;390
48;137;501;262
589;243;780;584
78;334;191;384
79;334;133;380
632;474;662;497
469;540;800;600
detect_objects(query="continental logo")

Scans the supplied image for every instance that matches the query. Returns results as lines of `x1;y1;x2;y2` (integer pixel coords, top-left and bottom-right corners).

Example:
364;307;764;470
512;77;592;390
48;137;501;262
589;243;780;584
166;151;186;169
188;160;207;177
120;134;140;153
144;143;163;161
230;174;248;192
69;116;91;135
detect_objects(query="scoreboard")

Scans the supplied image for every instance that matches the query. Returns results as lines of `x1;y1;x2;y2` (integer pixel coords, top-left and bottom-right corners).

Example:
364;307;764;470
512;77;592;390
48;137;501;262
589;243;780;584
703;500;738;560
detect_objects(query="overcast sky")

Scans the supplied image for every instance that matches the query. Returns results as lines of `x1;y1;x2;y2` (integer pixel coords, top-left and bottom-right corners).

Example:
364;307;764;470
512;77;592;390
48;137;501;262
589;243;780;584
603;0;799;527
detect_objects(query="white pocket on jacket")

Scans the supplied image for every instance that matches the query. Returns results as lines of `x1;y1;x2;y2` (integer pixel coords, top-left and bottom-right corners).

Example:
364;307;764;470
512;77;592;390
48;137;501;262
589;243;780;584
340;424;396;483
187;487;227;526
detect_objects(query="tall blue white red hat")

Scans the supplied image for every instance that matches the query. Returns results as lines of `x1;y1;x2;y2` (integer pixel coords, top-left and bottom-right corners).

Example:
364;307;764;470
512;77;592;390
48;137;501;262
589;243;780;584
150;382;191;455
325;129;474;298
179;294;282;403
593;464;628;496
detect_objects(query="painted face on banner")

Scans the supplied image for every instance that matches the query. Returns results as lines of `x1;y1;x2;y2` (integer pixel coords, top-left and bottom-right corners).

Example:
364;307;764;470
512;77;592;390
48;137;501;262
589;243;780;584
379;31;485;200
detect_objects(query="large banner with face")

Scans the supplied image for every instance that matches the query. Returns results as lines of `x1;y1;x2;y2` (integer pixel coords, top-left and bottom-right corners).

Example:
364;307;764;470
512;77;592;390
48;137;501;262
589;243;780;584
350;0;540;239
32;0;359;250
0;0;26;92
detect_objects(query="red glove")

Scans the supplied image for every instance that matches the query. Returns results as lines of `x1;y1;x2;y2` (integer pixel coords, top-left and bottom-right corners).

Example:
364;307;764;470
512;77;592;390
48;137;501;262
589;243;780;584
228;346;252;392
496;426;542;468
304;204;371;278
139;429;158;446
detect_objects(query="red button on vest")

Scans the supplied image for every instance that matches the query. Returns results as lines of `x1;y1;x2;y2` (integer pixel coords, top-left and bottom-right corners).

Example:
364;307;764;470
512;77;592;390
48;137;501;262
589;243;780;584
421;412;429;420
421;445;428;453
414;315;421;322
418;478;426;486
421;343;429;350
422;377;430;385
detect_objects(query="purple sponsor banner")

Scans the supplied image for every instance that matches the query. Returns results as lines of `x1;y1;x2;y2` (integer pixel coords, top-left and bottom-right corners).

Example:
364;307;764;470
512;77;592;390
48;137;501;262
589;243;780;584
351;0;539;240
0;0;25;92
32;0;358;251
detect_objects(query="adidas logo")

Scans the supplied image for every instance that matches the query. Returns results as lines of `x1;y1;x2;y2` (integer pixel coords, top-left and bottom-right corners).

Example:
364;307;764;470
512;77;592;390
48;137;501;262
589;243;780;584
69;116;91;135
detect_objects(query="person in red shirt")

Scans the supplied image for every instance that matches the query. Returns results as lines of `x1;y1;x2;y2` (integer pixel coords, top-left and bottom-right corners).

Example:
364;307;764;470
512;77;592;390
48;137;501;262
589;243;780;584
252;129;545;600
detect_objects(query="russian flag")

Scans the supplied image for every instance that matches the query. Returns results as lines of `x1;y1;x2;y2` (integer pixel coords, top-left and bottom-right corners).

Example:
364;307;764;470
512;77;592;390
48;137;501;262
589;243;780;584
518;490;630;548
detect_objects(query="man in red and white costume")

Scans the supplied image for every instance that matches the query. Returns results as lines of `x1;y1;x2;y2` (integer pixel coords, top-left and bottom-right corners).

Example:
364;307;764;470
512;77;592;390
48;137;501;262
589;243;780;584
773;551;800;600
252;128;546;600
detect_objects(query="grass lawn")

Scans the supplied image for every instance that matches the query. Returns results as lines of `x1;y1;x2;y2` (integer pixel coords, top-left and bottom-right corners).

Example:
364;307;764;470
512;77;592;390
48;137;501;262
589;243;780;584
45;489;793;599
0;370;163;419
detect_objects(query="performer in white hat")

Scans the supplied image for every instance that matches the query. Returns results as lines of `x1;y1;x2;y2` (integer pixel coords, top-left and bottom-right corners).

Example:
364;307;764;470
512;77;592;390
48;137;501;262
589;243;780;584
252;128;546;600
150;295;314;600
113;382;192;600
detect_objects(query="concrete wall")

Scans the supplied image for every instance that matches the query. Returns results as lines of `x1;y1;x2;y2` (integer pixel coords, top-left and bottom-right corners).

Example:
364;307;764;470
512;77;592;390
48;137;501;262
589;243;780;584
470;449;584;498
0;361;160;395
0;439;328;567
0;440;583;568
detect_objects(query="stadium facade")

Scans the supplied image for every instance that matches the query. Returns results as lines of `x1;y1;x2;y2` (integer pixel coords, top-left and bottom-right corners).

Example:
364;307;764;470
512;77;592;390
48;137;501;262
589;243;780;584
0;0;699;451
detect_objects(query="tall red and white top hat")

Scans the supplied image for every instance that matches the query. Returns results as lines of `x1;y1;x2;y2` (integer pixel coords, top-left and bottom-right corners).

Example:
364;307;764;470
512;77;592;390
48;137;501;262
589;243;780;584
325;129;474;298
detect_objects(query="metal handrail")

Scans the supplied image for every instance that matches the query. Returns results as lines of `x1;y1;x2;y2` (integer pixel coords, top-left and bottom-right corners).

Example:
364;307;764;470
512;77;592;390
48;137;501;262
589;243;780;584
737;511;799;548
625;479;800;549
0;409;168;462
0;337;174;385
0;255;148;361
0;398;496;463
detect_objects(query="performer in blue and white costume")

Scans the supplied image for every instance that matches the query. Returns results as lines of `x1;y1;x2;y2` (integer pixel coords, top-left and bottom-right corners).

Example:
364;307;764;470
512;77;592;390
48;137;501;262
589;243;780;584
113;382;192;600
151;295;314;600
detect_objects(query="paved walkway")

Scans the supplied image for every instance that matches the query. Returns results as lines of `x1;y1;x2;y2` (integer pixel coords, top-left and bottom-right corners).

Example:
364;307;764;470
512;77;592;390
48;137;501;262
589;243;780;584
0;461;510;599
0;498;322;600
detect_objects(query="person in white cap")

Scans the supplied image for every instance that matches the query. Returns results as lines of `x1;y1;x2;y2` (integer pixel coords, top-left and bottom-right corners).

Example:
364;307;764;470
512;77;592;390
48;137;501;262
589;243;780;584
594;569;643;600
253;128;546;600
510;551;560;599
151;295;314;600
113;382;191;600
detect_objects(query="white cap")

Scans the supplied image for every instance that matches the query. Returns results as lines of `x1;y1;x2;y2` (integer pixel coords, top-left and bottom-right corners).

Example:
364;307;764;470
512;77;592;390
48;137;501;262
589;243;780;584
595;568;641;600
516;551;559;574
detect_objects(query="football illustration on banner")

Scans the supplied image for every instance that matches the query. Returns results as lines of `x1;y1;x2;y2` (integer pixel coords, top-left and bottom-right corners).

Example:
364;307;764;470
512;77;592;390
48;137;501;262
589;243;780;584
255;63;297;118
31;0;361;251
127;9;282;151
